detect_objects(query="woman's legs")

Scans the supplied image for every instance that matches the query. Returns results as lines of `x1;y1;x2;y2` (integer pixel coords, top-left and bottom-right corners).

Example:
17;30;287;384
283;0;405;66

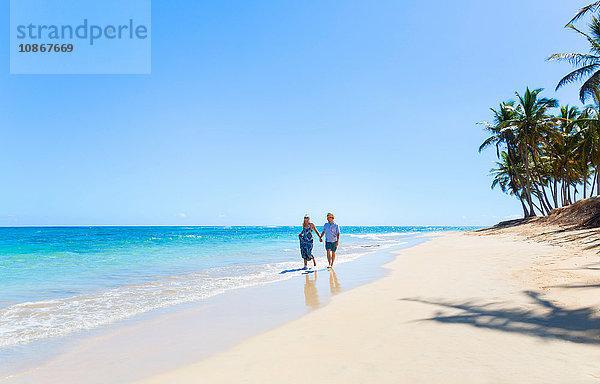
301;245;308;268
301;242;314;268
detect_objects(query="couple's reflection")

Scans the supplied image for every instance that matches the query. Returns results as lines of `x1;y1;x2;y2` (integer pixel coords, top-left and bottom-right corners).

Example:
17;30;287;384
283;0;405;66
303;269;342;309
303;271;319;309
329;268;341;294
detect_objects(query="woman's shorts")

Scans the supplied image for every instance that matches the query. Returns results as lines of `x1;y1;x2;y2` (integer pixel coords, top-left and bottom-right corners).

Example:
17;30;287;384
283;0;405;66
300;242;314;260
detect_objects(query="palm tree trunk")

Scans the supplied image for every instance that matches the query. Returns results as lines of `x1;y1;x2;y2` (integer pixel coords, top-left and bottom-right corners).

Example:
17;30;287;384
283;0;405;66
530;175;550;214
583;168;588;199
552;178;558;207
535;175;551;212
597;165;600;197
517;193;529;218
530;200;544;216
521;148;536;216
542;186;553;212
506;146;532;214
534;187;548;215
566;175;572;205
591;170;598;196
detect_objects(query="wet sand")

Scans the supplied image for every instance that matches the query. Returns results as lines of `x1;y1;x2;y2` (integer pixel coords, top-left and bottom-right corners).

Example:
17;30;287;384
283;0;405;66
138;231;600;383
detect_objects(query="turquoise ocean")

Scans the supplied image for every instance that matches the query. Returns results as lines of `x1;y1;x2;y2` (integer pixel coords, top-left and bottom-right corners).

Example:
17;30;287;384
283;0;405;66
0;226;475;349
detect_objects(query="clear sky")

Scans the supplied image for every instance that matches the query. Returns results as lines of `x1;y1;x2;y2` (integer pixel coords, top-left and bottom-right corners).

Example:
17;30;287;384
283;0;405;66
0;0;594;226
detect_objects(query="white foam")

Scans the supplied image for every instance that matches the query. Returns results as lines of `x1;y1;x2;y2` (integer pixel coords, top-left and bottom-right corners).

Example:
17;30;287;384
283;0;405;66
0;231;417;349
0;251;368;348
347;232;415;241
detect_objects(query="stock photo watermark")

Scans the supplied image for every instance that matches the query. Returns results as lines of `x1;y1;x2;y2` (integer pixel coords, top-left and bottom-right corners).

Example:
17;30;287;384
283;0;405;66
10;0;151;74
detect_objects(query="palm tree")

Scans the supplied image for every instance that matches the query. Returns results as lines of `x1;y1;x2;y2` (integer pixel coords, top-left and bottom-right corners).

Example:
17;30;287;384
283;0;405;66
479;102;530;216
573;88;600;196
490;152;529;217
568;108;594;199
479;2;600;214
504;88;558;216
548;17;600;103
479;101;519;157
544;105;580;207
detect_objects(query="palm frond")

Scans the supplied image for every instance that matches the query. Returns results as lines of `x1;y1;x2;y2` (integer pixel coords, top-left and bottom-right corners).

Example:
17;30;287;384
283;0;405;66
547;53;600;67
555;65;599;90
566;24;600;55
478;136;497;153
567;1;600;26
579;70;600;102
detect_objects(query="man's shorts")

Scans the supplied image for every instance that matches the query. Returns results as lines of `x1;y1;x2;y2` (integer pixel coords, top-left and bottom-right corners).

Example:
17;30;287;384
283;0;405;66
325;241;338;252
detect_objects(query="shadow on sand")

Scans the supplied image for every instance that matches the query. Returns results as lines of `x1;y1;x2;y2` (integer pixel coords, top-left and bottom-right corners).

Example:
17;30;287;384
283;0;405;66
279;268;306;274
401;290;600;344
471;218;535;232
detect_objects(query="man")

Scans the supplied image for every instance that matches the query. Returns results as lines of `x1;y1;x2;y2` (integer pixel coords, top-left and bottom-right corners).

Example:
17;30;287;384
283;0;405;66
321;212;340;268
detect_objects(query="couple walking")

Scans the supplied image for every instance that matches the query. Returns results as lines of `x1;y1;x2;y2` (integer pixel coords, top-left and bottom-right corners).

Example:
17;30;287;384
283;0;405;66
298;213;340;269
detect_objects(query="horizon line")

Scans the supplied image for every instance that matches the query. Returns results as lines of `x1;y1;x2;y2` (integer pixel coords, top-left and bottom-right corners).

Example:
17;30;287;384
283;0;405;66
0;224;485;228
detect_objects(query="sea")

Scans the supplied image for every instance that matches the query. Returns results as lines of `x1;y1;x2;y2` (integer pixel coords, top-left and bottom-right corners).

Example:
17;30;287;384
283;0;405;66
0;226;476;349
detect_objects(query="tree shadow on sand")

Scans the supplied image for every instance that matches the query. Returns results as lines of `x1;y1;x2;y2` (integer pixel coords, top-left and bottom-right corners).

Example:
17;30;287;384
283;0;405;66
401;291;600;344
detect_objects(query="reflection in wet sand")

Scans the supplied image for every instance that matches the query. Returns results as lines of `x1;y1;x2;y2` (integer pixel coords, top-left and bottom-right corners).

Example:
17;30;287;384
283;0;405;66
303;272;320;309
329;269;341;295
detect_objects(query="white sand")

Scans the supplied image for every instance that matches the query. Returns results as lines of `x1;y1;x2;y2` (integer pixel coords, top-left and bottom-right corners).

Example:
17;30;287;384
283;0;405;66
137;231;600;383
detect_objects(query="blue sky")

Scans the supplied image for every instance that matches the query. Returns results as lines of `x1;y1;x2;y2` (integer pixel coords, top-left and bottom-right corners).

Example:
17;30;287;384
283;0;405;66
0;0;594;226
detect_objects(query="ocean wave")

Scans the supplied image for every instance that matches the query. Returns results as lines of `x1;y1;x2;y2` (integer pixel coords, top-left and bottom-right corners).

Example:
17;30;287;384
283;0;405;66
347;232;416;240
0;251;367;348
0;226;422;349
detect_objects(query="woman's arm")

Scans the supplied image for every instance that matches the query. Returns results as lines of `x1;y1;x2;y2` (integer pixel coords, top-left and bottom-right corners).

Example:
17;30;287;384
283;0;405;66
311;223;323;241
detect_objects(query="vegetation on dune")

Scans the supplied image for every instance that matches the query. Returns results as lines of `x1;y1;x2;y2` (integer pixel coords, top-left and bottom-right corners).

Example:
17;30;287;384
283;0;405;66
480;3;600;218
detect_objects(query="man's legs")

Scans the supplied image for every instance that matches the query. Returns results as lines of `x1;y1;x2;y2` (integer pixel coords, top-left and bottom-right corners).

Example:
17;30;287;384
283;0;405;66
326;249;331;267
330;251;336;267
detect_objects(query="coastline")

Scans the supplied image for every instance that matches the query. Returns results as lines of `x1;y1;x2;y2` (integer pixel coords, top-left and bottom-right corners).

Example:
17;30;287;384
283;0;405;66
1;237;428;384
137;230;600;384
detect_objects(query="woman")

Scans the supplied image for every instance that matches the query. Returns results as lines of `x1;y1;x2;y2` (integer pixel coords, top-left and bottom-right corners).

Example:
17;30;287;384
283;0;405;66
298;214;322;269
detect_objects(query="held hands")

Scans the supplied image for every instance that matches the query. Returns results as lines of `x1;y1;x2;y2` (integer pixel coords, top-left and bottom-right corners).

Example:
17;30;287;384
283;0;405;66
319;236;323;242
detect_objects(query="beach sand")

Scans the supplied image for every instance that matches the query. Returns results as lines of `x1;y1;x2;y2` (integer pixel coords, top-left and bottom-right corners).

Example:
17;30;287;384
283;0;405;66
137;229;600;383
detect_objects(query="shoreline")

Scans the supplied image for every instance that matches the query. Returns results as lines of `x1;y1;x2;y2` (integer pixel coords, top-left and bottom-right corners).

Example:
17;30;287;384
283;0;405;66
1;238;429;383
137;230;600;384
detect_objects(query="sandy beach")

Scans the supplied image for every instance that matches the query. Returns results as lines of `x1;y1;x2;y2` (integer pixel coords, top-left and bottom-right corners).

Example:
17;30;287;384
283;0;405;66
7;2;600;383
138;228;600;383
